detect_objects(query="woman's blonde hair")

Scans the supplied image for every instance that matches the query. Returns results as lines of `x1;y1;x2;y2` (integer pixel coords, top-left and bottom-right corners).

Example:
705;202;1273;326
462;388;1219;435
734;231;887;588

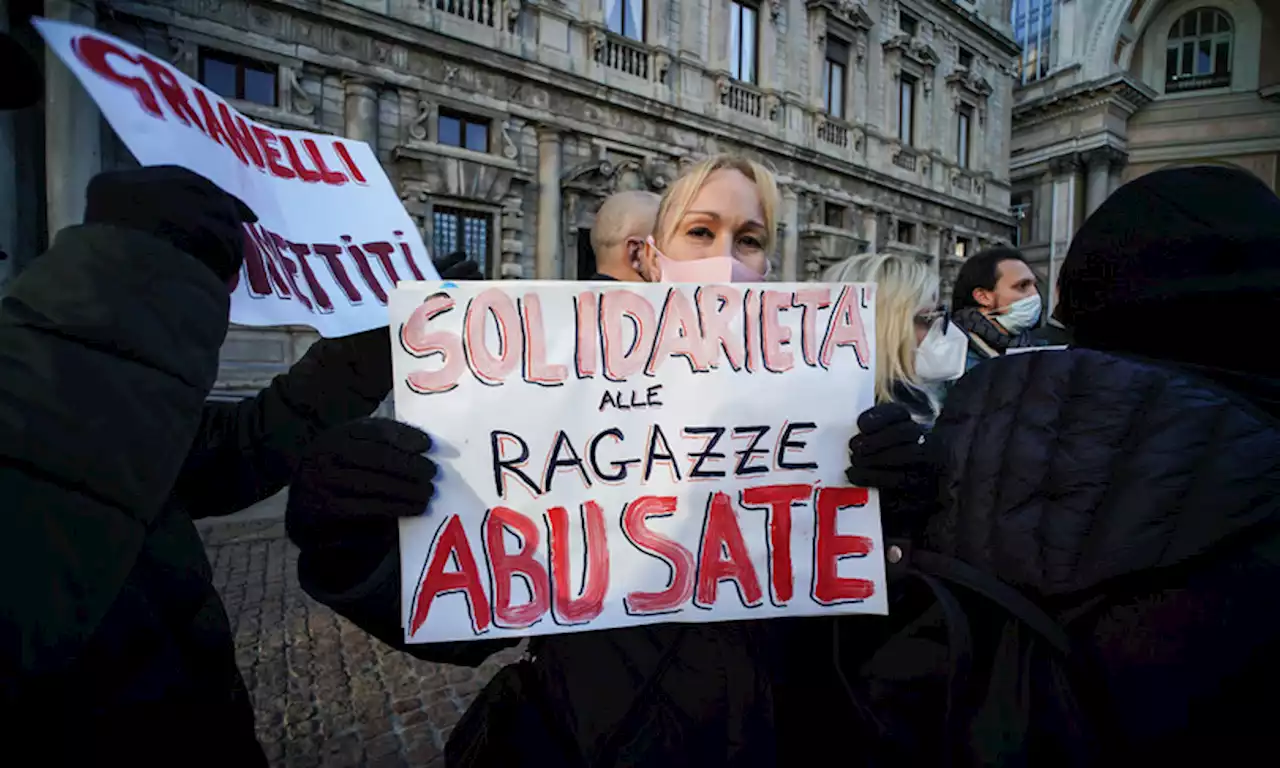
654;154;781;254
823;250;939;407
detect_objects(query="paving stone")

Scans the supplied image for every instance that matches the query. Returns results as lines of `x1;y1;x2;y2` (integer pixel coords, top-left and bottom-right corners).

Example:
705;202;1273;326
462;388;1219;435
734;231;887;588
203;521;524;766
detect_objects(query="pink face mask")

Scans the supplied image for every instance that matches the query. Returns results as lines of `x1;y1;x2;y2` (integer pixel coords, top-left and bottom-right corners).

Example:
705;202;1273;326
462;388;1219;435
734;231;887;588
649;237;767;283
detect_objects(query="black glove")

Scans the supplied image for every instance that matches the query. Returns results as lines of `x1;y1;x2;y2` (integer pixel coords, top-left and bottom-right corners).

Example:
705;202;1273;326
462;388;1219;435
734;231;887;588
83;165;257;283
287;418;437;592
847;403;930;490
434;250;485;280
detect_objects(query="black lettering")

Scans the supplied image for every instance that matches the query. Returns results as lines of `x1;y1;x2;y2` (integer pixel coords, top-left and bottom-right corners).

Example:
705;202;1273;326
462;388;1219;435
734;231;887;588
733;426;771;476
490;430;541;497
777;422;819;471
643;425;683;482
683;426;727;479
543;430;593;492
598;390;618;411
646;384;664;407
588;428;638;482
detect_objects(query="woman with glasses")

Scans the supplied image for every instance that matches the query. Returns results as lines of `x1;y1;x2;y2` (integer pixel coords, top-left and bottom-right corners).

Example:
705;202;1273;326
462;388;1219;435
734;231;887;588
824;250;968;426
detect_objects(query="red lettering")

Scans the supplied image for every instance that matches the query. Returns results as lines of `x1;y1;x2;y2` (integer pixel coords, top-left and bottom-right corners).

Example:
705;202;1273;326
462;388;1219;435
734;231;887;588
621;496;695;614
483;506;550;629
333;140;368;183
812;487;876;604
819;286;871;369
402;292;466;393
303;138;349;185
192;89;246;165
341;236;388;305
244;224;291;297
282;135;323;183
575;291;599;378
218;104;265;171
283;241;335;312
547;501;610;624
312;243;362;303
696;286;746;370
464;289;522;385
740;484;811;604
646;287;713;376
262;229;314;312
521;294;568;385
252;126;296;179
761;290;796;373
240;226;273;297
601;290;657;382
139;56;207;135
72;35;162;118
694;492;763;608
409;515;491;635
791;288;832;367
394;231;428;280
362;241;401;286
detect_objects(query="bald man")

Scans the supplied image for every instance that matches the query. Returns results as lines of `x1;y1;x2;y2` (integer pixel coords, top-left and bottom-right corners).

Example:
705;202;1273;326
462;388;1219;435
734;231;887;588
588;190;660;281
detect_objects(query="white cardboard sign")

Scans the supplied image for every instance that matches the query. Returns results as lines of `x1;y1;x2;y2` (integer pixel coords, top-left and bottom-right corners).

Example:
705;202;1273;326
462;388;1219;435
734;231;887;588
34;18;436;337
391;281;887;643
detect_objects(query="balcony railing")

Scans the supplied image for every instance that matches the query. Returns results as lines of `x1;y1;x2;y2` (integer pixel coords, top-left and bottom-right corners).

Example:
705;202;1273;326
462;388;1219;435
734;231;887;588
721;80;763;119
436;0;496;27
596;33;652;80
1165;71;1231;93
817;118;849;148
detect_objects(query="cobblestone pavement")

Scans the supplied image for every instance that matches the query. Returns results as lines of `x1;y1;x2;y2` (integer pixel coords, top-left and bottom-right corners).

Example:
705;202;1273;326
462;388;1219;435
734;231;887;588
200;519;522;768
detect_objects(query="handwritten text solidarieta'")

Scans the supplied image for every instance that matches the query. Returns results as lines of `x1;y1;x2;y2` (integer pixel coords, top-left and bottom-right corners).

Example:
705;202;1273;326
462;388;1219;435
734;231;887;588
391;282;884;642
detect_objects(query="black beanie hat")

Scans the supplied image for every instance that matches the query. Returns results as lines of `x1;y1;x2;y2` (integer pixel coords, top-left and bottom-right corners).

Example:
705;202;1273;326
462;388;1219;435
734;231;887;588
0;32;42;110
1058;164;1280;378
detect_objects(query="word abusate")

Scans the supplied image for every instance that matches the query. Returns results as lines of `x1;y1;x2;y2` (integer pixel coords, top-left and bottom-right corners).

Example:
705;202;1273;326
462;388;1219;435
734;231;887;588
72;33;370;186
407;484;875;636
400;285;871;393
490;421;819;500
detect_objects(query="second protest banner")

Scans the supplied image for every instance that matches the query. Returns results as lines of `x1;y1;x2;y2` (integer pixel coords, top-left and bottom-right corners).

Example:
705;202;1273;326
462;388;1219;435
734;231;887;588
392;280;885;643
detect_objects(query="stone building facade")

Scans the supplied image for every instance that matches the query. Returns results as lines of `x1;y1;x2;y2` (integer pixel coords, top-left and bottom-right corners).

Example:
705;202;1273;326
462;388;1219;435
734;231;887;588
3;0;1019;392
1008;0;1280;310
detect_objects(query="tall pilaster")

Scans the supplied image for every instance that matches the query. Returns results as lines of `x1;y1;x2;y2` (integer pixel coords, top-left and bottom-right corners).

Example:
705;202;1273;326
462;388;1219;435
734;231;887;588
342;76;379;152
779;185;799;281
535;127;562;279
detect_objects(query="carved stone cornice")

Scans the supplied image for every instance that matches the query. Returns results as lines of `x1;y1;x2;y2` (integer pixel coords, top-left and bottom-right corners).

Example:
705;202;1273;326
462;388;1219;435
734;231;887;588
806;0;874;30
1082;146;1128;170
883;34;940;70
1047;153;1083;177
945;69;993;100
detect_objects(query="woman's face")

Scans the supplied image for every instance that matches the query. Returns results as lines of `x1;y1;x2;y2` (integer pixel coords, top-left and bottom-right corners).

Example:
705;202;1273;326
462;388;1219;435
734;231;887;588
642;169;770;280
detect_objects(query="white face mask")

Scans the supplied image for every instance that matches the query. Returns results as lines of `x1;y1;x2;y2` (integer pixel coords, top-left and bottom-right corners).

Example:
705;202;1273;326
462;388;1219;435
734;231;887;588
995;294;1042;334
915;318;969;382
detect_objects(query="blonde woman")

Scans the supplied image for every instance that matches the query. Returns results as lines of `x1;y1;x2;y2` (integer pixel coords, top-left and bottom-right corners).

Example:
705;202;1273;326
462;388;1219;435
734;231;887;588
285;154;788;768
824;250;968;425
631;153;779;283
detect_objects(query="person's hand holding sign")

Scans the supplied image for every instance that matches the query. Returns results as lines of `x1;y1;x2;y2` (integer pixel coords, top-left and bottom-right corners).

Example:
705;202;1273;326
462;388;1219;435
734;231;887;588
847;403;936;536
286;417;437;594
83;165;257;286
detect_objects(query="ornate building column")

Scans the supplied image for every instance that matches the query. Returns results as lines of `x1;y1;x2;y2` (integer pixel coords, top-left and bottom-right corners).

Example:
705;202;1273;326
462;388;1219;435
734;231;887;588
779;185;799;281
44;0;101;237
343;76;379;152
1083;147;1118;217
535;127;562;279
861;208;879;253
1047;153;1083;315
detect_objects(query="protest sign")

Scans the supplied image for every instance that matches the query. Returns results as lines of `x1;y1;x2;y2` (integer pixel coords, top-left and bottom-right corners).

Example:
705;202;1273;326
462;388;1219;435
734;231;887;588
391;281;886;643
33;18;435;337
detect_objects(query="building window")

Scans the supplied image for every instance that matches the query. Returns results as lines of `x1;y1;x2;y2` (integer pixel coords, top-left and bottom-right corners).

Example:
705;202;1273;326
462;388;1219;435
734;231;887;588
954;238;970;260
605;0;645;42
957;104;973;168
823;38;849;119
1010;0;1055;84
1165;8;1233;92
1011;191;1033;246
432;206;492;275
199;50;277;106
729;1;759;84
899;10;919;37
896;220;916;245
898;74;917;145
824;202;846;229
438;110;490;153
958;47;975;69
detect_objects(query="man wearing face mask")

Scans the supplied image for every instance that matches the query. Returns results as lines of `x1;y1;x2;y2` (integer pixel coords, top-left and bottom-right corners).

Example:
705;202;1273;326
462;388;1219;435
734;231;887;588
949;247;1044;370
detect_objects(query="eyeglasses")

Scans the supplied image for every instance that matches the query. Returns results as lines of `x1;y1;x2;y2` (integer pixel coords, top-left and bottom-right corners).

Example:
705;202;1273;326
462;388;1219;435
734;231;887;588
914;305;950;332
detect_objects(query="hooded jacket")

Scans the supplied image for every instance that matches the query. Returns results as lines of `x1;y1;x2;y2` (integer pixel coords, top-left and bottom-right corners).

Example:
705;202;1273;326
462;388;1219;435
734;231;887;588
0;225;392;765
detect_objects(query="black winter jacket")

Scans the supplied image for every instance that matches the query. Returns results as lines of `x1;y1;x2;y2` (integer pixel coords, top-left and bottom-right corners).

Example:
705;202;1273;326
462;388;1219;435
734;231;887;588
809;348;1280;766
0;225;392;765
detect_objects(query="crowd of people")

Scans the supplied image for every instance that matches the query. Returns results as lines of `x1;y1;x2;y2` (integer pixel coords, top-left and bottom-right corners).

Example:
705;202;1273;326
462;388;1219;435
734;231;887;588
4;29;1279;768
